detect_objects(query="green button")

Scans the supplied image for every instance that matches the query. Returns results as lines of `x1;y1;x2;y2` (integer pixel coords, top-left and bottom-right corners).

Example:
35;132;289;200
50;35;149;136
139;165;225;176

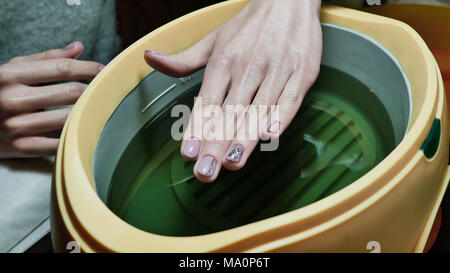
421;119;441;159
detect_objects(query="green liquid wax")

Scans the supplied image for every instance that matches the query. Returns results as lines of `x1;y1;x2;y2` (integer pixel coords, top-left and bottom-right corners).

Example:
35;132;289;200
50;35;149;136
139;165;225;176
107;65;396;236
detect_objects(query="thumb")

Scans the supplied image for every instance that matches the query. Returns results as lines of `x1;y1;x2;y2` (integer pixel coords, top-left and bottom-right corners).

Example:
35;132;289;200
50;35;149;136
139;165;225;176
144;29;218;78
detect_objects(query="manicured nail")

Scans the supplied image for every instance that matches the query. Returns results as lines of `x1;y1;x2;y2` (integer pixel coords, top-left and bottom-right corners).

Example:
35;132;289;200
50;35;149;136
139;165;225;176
267;121;281;134
63;41;80;51
145;50;166;57
226;145;243;163
98;65;105;72
182;139;200;159
196;156;217;177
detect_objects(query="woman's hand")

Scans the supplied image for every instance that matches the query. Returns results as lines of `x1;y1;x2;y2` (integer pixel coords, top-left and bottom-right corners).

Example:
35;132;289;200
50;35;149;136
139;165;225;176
145;0;322;182
0;42;104;159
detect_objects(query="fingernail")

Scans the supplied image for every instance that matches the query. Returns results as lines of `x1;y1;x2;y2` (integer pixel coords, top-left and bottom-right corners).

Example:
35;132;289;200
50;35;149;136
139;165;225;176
182;139;200;159
145;50;165;57
226;145;243;163
63;41;80;51
267;121;281;134
196;156;217;177
98;64;105;72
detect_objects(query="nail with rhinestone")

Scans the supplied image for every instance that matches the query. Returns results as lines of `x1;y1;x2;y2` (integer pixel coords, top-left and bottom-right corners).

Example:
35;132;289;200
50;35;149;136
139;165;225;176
226;145;243;163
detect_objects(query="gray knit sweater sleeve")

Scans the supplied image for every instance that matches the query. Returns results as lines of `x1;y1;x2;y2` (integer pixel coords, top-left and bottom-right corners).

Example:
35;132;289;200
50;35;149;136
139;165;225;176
0;0;121;65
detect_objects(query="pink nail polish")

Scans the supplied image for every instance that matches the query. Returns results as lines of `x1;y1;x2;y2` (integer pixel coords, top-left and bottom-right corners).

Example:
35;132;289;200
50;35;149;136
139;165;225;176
267;121;281;134
145;50;166;57
182;139;200;159
63;41;80;51
196;156;217;177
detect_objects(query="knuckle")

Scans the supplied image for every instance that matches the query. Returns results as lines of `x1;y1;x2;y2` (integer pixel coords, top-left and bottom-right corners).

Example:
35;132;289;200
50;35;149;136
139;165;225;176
292;53;306;72
292;50;303;63
42;51;51;60
220;42;235;57
222;104;239;118
239;57;252;70
0;118;20;136
200;96;217;106
223;95;241;107
0;95;21;113
56;59;72;77
239;57;267;75
292;56;320;84
282;88;300;103
209;54;229;67
307;65;321;83
298;69;319;88
10;138;30;153
212;45;235;65
252;96;270;107
67;82;86;96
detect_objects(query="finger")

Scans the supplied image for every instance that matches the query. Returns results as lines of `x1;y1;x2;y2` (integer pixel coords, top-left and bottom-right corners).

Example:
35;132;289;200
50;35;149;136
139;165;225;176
3;58;104;84
250;61;291;115
222;58;269;107
8;41;84;63
10;136;59;157
1;108;71;137
191;104;243;182
4;82;87;113
222;103;268;171
192;108;245;182
268;69;319;139
144;28;219;77
222;63;291;170
196;62;268;180
180;58;231;160
191;104;228;182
